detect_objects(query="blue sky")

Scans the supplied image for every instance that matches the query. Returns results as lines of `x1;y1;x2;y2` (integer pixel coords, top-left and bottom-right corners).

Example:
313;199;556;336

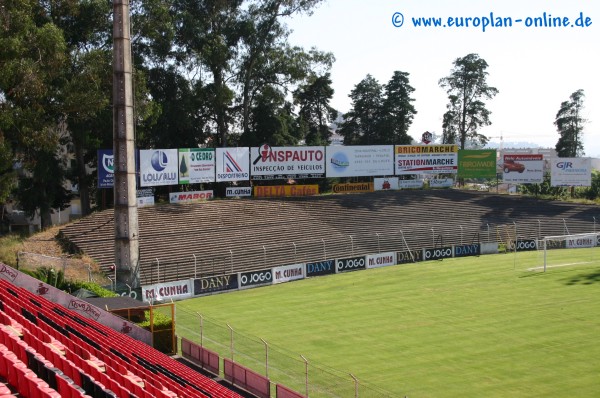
287;0;599;156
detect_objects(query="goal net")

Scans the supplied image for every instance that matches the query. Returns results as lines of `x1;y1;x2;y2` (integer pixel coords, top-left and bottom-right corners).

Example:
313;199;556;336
535;232;600;272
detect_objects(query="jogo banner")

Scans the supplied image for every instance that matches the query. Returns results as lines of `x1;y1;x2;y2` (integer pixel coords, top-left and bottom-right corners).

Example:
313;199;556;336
250;145;325;179
395;145;458;175
458;150;497;178
178;148;215;184
502;154;544;183
326;146;394;177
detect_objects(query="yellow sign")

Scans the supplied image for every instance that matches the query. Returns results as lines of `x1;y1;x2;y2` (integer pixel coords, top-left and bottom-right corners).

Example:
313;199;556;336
254;185;319;198
331;182;374;194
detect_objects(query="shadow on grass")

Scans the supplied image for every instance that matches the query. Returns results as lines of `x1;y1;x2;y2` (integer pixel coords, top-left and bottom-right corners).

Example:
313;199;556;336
564;270;600;286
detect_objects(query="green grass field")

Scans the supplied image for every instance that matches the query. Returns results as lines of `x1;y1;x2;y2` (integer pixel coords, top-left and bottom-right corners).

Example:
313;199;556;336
176;250;600;397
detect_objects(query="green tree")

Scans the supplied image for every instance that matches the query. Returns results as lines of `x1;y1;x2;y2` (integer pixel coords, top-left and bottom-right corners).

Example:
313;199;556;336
555;89;586;157
339;74;383;145
379;71;417;144
439;53;498;149
0;135;16;204
294;73;337;145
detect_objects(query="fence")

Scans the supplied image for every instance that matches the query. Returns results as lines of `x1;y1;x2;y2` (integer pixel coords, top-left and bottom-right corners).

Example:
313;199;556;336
16;251;111;286
141;216;599;285
176;310;399;398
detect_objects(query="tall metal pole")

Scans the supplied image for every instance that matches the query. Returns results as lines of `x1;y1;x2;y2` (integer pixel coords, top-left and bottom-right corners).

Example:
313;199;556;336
113;0;140;288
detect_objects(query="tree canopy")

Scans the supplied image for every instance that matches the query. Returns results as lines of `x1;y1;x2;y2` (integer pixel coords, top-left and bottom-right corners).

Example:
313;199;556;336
555;89;586;157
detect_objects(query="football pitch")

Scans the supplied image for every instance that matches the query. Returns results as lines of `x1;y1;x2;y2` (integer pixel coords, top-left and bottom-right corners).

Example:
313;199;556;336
176;251;600;397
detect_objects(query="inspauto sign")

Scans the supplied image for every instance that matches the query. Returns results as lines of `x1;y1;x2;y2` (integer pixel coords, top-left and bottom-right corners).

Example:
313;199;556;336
250;145;325;179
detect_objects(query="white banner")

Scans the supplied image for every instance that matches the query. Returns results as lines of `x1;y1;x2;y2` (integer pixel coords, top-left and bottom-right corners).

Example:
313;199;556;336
137;196;154;207
395;145;458;175
142;280;193;302
250;145;325;179
399;179;424;189
272;263;305;284
429;178;454;188
215;147;250;182
140;149;179;187
178;148;215;184
169;190;213;203
226;187;252;197
326;146;394;177
366;252;396;269
566;234;597;248
550;158;591;187
374;177;399;191
502;154;544;183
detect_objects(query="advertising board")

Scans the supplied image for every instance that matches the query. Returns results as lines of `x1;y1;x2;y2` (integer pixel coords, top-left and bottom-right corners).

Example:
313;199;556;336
502;154;544;183
254;185;318;198
226;187;252;197
374;177;399;191
140;149;178;187
331;182;373;194
423;247;453;260
215;148;250;182
395;145;458;175
326;146;394;177
97;149;114;188
550;158;591;187
453;243;481;258
366;252;396;269
396;249;424;264
305;260;336;277
169;190;213;203
142;279;193;302
335;256;366;273
178;148;215;184
193;274;239;296
250;145;325;179
458;150;497;178
239;269;273;288
272;264;305;284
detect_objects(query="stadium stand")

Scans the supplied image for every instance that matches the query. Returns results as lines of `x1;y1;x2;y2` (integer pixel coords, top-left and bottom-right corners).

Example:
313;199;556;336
59;190;600;285
0;276;245;398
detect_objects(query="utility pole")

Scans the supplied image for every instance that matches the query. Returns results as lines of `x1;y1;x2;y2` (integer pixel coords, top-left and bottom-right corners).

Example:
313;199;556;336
113;0;140;288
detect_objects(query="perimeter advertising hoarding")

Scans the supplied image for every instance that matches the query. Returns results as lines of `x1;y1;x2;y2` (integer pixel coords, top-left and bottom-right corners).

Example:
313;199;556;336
331;182;373;194
226;187;252;197
458;150;497;178
193;274;239;296
97;149;114;188
272;263;305;284
140;149;178;187
239;269;273;289
250;145;325;179
502;154;544;183
366;252;396;269
429;178;454;188
395;145;458;175
374;177;399;191
335;256;366;273
305;260;336;277
423;247;453;260
254;185;318;198
215;147;250;182
453;243;481;258
169;190;213;203
399;179;424;189
566;234;596;248
509;239;537;251
550;158;591;187
396;249;423;264
178;148;215;184
326;146;394;178
142;279;193;302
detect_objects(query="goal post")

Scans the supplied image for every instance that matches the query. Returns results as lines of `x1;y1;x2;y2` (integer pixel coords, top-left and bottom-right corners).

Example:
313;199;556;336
537;232;600;272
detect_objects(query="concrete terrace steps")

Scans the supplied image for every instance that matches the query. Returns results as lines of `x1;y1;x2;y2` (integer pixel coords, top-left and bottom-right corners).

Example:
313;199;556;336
59;190;600;285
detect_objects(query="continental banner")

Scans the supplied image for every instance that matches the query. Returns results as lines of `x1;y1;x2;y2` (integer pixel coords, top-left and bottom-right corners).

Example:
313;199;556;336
193;274;239;296
458;150;497;178
395;145;458;175
250;145;325;179
254;185;318;198
331;182;373;194
305;260;336;277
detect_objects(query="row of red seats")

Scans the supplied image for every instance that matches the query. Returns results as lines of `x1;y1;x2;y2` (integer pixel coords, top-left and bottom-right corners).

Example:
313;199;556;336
0;278;244;397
